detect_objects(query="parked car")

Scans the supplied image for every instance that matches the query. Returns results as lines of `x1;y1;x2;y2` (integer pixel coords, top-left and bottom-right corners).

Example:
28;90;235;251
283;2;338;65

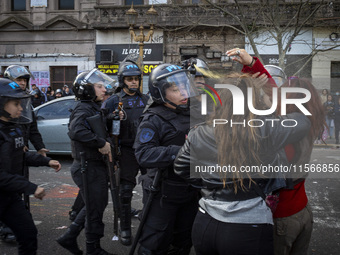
30;96;77;155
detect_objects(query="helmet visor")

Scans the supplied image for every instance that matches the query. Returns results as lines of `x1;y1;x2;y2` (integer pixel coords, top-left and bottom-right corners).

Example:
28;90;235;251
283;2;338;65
195;59;209;70
264;65;286;87
266;66;285;77
85;69;116;88
159;71;200;102
272;76;285;87
18;97;33;124
3;96;33;124
5;65;34;80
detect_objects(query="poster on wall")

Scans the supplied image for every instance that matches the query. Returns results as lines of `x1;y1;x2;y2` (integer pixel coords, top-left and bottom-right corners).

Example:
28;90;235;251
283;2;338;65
31;71;50;88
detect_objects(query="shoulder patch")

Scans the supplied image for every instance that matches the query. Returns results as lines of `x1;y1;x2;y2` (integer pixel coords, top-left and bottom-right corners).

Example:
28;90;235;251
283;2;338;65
139;128;155;143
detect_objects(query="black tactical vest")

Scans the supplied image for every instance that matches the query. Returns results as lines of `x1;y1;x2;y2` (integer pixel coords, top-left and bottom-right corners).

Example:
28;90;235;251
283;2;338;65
144;105;190;181
0;122;25;176
119;92;148;146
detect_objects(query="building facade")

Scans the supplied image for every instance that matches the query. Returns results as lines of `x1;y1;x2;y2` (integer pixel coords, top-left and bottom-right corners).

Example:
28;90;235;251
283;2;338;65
0;0;339;92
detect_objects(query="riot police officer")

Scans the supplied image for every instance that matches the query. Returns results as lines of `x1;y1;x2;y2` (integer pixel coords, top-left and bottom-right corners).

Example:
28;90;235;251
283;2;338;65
133;64;200;255
64;69;114;255
2;65;49;243
0;78;61;255
4;65;49;156
102;60;149;246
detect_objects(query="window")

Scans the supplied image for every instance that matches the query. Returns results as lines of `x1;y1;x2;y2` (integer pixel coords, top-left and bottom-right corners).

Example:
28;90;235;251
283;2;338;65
100;49;113;63
331;62;340;78
331;62;340;93
168;0;202;3
36;99;76;120
50;66;77;90
125;0;143;5
150;0;167;3
12;0;26;11
59;0;74;10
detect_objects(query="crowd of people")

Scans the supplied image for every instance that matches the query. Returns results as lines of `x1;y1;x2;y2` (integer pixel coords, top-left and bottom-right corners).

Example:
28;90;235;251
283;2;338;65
28;84;74;107
2;70;75;109
0;48;334;255
319;88;340;144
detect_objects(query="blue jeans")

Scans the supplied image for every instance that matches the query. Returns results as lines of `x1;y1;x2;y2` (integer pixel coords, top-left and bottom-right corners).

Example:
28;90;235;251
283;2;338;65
325;116;334;137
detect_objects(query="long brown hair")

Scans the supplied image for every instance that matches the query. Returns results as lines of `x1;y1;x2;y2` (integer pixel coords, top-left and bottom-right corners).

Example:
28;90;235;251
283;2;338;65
277;77;325;140
277;77;326;164
209;73;266;192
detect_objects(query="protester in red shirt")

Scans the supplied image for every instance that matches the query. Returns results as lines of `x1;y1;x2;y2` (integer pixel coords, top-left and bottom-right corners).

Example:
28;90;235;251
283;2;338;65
231;49;325;255
274;77;325;255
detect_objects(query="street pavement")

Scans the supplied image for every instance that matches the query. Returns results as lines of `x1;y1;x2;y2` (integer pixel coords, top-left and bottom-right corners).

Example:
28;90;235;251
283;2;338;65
1;144;340;255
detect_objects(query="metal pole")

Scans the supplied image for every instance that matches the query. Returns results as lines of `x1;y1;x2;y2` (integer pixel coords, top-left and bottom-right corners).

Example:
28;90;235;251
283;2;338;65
139;41;144;93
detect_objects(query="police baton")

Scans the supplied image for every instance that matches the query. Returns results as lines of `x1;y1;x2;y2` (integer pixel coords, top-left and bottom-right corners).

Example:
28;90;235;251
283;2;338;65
129;170;162;255
105;153;121;239
80;151;91;232
86;114;121;239
23;158;30;211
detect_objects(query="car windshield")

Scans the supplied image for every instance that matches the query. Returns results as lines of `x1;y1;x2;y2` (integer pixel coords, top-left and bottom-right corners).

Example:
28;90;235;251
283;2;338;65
35;99;76;120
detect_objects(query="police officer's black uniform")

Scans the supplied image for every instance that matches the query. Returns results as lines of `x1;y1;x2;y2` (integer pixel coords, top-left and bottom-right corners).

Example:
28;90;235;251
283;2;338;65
68;100;109;240
133;64;199;255
23;112;46;150
0;78;55;255
102;60;149;246
0;121;51;254
65;69;115;255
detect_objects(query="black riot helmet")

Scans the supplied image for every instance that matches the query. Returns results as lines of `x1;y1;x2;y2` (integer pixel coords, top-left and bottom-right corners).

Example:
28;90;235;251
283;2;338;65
264;65;287;87
73;68;115;101
148;63;199;111
182;58;209;77
0;78;33;124
184;58;210;94
105;84;115;96
193;58;209;77
55;89;63;95
4;65;34;90
117;60;142;93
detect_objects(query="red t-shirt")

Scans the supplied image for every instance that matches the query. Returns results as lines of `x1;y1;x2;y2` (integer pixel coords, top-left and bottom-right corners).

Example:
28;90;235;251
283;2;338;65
273;180;308;218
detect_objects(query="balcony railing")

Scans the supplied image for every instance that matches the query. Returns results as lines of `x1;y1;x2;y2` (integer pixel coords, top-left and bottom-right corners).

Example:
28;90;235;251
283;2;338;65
92;2;340;29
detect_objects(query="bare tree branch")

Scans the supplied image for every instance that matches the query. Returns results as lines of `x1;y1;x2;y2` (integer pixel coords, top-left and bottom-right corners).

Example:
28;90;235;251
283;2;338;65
291;44;339;76
159;0;337;76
